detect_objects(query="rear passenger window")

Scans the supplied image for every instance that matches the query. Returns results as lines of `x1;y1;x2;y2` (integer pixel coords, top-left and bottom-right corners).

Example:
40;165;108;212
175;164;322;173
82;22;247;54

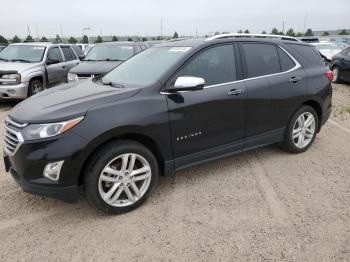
177;45;236;86
61;46;76;61
47;47;63;63
285;44;324;67
277;48;296;71
242;43;280;78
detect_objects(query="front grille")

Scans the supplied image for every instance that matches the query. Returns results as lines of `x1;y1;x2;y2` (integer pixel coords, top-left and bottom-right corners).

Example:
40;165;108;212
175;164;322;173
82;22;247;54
4;118;26;155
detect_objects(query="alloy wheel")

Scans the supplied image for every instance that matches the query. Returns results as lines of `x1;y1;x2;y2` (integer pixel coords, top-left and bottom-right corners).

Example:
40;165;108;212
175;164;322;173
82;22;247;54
98;153;152;207
33;82;43;94
292;112;316;149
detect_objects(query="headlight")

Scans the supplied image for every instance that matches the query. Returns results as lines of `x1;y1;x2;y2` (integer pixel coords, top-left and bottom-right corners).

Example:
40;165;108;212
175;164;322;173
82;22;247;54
67;73;78;82
21;116;84;141
0;73;21;84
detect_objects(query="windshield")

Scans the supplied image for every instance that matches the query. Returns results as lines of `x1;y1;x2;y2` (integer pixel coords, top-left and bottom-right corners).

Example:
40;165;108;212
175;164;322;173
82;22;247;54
85;45;135;61
102;46;191;87
0;45;46;62
316;44;342;51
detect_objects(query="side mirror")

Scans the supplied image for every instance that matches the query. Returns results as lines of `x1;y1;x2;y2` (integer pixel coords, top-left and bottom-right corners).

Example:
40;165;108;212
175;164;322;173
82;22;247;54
170;76;205;92
47;58;60;65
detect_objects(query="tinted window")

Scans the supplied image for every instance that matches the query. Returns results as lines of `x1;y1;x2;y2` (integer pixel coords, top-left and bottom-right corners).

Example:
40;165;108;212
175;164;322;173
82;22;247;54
71;46;84;58
277;48;296;71
47;47;63;62
242;43;280;78
61;46;76;61
177;45;236;86
286;44;324;68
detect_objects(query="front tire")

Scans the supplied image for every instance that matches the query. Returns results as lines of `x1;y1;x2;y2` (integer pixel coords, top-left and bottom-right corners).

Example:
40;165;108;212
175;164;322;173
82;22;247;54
84;140;158;214
281;105;318;153
27;79;44;97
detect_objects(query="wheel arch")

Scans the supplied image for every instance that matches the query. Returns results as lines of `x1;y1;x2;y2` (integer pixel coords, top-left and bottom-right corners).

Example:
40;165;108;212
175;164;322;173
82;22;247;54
77;133;166;185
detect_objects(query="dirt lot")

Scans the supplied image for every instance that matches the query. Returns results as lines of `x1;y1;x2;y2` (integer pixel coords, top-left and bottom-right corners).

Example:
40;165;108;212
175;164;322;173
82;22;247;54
0;83;349;262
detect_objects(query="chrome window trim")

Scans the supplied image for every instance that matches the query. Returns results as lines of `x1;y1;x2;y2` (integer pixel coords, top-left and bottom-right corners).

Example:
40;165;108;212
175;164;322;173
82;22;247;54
160;45;301;95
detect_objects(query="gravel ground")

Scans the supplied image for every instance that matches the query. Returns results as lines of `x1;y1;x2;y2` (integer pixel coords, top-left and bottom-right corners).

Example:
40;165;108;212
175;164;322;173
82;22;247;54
0;83;349;262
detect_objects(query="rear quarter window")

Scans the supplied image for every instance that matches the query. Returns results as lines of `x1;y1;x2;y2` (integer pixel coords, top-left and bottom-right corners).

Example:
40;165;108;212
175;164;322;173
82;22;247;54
285;44;324;68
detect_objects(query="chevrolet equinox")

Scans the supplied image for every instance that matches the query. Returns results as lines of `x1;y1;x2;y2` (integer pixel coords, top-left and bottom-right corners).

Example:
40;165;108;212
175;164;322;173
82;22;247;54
4;34;333;214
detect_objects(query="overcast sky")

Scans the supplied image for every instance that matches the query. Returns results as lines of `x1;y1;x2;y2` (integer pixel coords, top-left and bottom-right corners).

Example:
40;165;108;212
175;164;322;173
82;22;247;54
1;0;349;38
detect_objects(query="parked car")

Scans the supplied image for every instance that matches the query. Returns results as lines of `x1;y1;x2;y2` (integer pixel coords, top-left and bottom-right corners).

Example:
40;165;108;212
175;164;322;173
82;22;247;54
311;42;343;64
68;42;148;81
330;46;350;83
0;43;81;99
0;45;6;52
4;34;332;214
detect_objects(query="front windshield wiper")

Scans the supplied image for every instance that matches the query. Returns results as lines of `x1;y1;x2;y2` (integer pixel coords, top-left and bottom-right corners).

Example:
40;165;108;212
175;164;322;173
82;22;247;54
83;59;97;61
10;59;32;63
104;59;124;62
0;58;9;62
101;80;124;88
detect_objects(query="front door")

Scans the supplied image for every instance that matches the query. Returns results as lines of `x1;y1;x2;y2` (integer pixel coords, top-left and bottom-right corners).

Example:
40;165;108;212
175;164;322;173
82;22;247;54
165;44;246;168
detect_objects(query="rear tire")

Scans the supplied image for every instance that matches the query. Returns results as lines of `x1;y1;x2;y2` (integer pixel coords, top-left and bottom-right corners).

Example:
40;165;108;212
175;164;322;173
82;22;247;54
27;79;44;97
332;66;341;83
281;105;318;153
84;140;158;214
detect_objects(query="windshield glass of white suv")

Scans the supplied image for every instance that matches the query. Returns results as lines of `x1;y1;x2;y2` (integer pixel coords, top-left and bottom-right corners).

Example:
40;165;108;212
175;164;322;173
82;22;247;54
102;46;190;86
0;45;46;62
316;44;342;51
85;45;135;61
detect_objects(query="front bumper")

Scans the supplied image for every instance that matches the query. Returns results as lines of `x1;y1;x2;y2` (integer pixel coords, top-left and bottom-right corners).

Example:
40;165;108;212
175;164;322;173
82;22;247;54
0;82;28;99
3;130;90;203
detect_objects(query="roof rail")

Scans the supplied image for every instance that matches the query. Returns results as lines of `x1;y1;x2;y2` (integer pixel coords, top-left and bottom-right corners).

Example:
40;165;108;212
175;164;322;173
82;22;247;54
205;33;299;42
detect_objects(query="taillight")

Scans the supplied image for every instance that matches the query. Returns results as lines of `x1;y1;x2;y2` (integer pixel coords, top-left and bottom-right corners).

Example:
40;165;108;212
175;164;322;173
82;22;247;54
326;70;333;82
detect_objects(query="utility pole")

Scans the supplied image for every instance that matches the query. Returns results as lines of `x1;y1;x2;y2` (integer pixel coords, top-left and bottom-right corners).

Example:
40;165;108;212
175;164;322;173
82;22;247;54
27;24;31;36
282;21;285;34
303;14;308;34
160;17;163;39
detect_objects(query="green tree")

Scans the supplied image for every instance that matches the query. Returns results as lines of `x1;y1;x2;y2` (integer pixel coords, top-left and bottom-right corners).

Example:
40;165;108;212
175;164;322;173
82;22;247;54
156;36;162;40
81;35;89;44
286;28;296;37
127;37;133;41
296;32;304;37
304;28;314;36
40;36;48;42
173;31;179;39
339;29;349;35
261;30;266;34
142;37;148;42
94;35;103;43
0;35;8;44
24;35;34;42
244;29;250;34
55;34;62;43
12;35;21;43
322;31;330;36
237;29;243;33
112;35;118;41
68;36;78;44
271;28;279;35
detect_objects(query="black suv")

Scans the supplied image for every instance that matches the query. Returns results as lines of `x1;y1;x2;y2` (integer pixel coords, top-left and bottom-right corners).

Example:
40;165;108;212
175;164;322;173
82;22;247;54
4;34;332;214
330;46;350;83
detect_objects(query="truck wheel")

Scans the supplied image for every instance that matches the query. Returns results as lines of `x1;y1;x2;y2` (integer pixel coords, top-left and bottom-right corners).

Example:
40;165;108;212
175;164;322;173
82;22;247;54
84;140;158;214
27;79;43;97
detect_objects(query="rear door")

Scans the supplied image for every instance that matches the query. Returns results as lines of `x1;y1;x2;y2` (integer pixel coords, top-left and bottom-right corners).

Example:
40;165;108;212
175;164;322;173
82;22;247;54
46;46;66;86
239;42;305;147
166;44;247;167
60;46;80;80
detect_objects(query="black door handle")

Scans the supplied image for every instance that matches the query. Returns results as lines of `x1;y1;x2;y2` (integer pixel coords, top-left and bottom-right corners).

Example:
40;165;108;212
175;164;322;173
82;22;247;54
290;76;302;83
62;66;66;69
227;89;244;96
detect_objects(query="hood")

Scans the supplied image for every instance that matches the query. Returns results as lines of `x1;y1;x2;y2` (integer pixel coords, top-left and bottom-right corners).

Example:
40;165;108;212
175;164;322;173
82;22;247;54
69;61;123;76
319;49;342;60
0;61;41;74
9;79;140;123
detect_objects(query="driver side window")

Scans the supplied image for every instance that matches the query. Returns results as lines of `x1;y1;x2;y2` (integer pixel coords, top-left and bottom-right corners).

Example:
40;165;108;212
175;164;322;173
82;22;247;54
47;47;63;63
177;45;236;86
